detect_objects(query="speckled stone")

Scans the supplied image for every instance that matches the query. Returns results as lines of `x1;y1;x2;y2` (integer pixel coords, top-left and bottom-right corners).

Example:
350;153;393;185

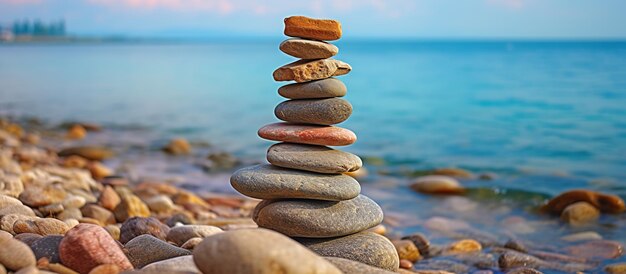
31;235;64;263
278;78;347;99
192;228;342;274
273;59;351;83
231;164;360;201
125;234;191;268
267;143;362;174
258;123;356;146
253;195;383;238
299;232;399;271
59;224;133;274
324;257;396;274
119;217;170;244
279;38;338;59
275;98;352;125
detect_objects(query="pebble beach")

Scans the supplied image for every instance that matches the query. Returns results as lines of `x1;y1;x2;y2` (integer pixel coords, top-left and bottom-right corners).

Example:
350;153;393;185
1;16;626;274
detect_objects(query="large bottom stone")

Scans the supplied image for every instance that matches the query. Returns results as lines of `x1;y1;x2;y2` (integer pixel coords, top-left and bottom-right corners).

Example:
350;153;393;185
253;195;383;238
298;232;400;272
324;257;396;274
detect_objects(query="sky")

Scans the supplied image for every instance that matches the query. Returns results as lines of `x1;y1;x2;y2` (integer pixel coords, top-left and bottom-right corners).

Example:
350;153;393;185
1;0;626;39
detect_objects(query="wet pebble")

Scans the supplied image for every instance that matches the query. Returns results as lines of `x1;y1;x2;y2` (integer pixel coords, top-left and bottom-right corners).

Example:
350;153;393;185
560;201;600;225
402;233;431;256
163;138;192;155
444;239;482;254
605;263;626;274
543;189;625;214
565;240;623;260
392;239;421;262
410;175;464;195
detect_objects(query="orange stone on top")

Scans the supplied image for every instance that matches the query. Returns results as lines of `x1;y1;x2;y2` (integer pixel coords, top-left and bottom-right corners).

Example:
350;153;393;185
258;122;356;146
284;16;342;41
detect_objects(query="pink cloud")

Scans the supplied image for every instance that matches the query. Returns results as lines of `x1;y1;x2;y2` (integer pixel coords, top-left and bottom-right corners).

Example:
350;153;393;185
487;0;525;9
0;0;42;4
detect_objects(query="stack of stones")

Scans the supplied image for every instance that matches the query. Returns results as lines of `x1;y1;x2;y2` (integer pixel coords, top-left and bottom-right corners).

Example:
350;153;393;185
231;16;399;271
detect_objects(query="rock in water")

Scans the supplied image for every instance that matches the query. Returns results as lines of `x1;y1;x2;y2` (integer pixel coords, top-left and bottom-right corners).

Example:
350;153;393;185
59;223;133;274
57;146;114;161
275;98;352;125
410;175;465;195
267;143;362;174
560;201;600;225
284;16;342;41
279;38;338;59
192;228;342;274
278;78;347;99
253;195;383;238
231;164;360;201
324;257;397;274
258;122;356;146
298;232;400;271
125;234;191;268
273;59;351;83
543;189;625;214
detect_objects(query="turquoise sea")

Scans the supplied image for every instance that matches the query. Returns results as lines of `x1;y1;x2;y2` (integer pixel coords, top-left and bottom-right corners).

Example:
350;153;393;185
2;40;625;187
2;40;626;271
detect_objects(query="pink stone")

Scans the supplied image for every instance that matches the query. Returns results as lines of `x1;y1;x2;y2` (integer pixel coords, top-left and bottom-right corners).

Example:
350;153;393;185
258;123;356;146
59;224;133;274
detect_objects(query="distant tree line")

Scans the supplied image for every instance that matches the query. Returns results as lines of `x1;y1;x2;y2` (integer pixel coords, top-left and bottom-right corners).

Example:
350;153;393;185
11;19;66;36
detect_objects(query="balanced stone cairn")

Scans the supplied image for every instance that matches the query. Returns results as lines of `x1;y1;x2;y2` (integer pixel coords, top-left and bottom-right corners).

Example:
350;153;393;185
231;16;399;271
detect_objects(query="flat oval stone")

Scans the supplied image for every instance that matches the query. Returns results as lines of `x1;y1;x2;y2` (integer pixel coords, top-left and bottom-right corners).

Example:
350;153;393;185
192;228;341;274
253;195;383;238
284;16;342;41
273;59;351;83
278;78;347;99
279;38;338;59
258;123;356;146
298;232;400;271
267;143;362;174
275;98;352;125
230;164;360;201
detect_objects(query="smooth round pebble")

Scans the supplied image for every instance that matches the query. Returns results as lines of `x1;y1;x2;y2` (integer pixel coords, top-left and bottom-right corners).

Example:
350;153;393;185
166;225;223;246
0;236;36;271
192;228;342;274
279;38;338;59
267;143;362;174
258;122;356;146
560;201;600;225
275;98;352;125
299;232;399;271
125;234;191;268
13;218;69;235
231;164;360;201
253;195;383;238
278;78;347;99
142;255;200;273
